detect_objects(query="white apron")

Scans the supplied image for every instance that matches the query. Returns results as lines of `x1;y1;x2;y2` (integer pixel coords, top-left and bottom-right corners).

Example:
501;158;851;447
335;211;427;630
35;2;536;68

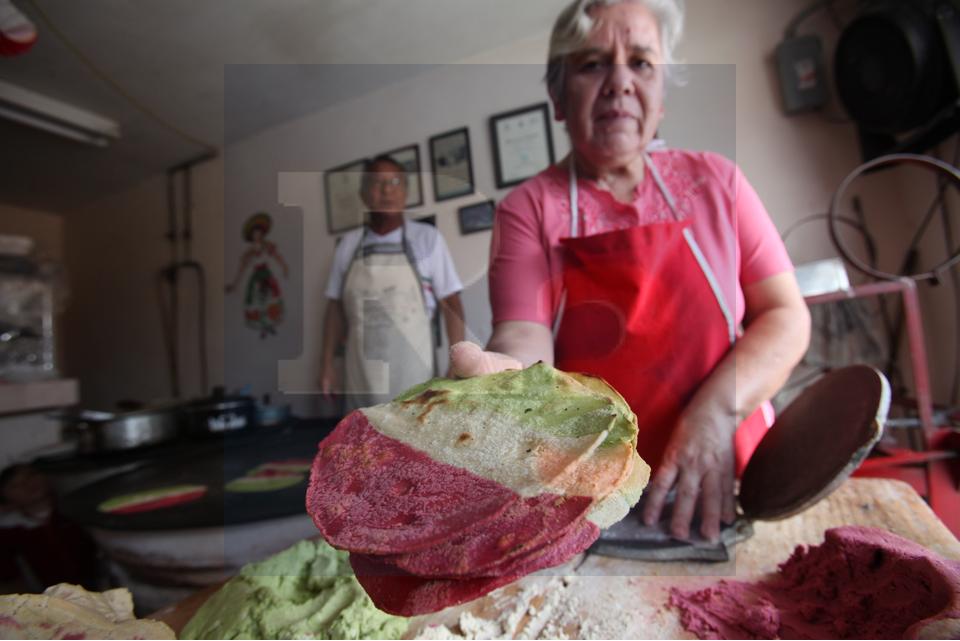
341;222;434;411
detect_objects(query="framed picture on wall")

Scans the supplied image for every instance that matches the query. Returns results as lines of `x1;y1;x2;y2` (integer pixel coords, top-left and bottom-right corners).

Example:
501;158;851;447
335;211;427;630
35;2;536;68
429;127;475;201
323;158;367;234
489;102;555;188
384;143;424;209
457;199;495;235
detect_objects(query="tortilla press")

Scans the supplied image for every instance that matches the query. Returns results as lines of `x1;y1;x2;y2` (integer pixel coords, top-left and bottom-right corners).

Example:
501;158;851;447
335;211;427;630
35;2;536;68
590;365;891;562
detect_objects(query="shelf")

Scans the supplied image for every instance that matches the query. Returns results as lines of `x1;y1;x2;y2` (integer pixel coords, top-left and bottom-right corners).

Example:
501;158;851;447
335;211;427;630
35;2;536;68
0;378;78;416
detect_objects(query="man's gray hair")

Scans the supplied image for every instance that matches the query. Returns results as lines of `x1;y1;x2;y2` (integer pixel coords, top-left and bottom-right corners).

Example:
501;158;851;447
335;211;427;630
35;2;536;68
546;0;685;103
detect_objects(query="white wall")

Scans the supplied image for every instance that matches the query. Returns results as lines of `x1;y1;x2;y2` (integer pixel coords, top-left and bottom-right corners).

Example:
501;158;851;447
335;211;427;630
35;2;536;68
52;0;959;413
0;204;64;261
679;1;958;405
63;160;225;407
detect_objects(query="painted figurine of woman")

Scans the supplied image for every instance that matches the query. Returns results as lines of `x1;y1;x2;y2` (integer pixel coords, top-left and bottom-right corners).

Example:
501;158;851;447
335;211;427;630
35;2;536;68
226;212;289;338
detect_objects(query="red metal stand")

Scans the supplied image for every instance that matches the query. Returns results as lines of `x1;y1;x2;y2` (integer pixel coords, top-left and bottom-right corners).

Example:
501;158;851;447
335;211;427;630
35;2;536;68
804;278;960;536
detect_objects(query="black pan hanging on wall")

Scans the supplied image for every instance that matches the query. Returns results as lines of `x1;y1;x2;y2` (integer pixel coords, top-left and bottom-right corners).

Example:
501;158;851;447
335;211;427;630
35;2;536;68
834;0;960;160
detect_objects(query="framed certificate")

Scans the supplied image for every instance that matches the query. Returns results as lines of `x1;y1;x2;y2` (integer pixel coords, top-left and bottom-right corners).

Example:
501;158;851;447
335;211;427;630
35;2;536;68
489;102;555;189
323;158;367;234
384;143;424;209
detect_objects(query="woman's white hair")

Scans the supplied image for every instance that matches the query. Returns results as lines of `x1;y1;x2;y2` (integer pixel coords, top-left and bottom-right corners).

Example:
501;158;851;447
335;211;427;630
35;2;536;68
546;0;685;103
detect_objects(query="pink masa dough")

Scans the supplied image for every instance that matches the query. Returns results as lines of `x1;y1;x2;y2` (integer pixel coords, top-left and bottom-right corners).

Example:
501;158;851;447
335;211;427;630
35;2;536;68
669;526;960;640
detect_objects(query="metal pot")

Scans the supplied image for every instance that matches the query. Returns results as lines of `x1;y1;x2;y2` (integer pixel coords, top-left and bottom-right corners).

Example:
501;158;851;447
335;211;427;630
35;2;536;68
70;406;181;452
180;389;257;437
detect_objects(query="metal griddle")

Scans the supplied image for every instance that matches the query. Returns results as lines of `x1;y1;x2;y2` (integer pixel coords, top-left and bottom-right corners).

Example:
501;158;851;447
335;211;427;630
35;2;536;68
60;418;338;531
590;365;890;562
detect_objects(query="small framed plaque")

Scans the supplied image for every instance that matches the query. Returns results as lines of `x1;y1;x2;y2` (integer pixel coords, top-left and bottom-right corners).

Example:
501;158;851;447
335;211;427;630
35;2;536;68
429;127;475;201
457;200;495;235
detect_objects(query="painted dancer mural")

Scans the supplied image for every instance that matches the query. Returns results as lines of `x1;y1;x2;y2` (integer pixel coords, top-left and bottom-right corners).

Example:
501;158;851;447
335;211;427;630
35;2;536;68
226;212;289;338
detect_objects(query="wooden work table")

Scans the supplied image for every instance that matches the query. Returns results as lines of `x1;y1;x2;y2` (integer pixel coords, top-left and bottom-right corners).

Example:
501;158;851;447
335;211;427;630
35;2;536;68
152;478;960;639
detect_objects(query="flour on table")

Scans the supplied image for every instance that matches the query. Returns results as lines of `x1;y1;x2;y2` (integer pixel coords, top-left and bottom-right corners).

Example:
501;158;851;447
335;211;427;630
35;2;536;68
412;575;638;640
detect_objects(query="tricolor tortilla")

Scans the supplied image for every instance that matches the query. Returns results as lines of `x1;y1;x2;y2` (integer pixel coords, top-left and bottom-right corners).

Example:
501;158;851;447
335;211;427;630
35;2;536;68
307;363;649;615
224;460;311;493
224;474;303;493
97;484;207;514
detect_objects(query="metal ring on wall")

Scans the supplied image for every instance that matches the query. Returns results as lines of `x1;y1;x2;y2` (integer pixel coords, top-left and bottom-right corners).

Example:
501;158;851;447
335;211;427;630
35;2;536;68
829;153;960;281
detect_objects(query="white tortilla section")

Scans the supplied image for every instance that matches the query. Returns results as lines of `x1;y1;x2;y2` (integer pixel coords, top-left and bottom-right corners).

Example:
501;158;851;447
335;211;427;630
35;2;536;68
0;584;174;639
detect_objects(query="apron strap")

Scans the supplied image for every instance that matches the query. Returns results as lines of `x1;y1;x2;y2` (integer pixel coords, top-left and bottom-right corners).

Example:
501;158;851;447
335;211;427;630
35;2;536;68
682;228;736;344
340;226;368;298
399;222;430;314
568;160;580;238
399;222;438;374
643;153;679;218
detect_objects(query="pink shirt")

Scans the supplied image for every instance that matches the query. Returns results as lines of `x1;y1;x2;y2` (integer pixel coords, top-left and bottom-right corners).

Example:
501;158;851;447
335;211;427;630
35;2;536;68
490;149;794;328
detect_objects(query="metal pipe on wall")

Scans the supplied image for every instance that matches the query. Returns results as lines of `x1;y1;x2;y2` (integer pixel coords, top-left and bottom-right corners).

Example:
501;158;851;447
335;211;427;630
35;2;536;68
160;152;216;398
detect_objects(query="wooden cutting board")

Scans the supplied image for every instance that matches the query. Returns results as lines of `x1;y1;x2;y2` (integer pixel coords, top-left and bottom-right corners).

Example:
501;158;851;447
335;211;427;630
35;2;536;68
403;477;960;639
153;478;960;639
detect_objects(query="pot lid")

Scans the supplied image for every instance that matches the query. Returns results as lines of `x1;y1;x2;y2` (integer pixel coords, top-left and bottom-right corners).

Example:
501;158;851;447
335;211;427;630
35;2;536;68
738;365;890;521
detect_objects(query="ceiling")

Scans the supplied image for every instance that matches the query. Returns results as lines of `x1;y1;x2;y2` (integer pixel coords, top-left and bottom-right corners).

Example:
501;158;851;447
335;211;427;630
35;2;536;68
0;0;562;213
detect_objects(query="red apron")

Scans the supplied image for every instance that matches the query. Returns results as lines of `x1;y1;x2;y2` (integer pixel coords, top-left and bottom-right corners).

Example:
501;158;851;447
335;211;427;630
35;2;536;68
554;156;766;476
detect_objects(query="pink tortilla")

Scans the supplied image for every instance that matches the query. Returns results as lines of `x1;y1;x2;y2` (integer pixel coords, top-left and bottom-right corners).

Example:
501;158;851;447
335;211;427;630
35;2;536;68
350;518;600;616
307;410;517;554
382;492;594;578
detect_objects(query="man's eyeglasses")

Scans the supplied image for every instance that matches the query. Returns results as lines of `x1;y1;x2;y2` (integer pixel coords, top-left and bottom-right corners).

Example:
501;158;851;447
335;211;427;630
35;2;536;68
368;176;404;188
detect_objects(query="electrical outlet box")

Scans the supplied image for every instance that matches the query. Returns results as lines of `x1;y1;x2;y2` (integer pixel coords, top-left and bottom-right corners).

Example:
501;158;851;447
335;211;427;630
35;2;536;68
776;35;829;114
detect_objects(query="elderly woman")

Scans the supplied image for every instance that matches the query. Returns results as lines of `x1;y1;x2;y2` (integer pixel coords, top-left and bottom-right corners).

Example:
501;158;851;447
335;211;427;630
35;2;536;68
451;0;810;542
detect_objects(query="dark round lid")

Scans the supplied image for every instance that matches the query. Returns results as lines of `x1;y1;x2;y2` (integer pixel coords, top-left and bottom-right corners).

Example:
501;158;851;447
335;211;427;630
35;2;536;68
739;365;889;521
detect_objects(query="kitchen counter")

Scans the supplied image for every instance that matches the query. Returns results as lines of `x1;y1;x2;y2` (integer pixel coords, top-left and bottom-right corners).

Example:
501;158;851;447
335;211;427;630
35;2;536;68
151;477;960;638
0;378;77;416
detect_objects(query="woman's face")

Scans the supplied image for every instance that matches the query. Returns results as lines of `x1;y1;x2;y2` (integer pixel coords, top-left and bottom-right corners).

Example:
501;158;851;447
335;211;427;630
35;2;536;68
555;2;666;169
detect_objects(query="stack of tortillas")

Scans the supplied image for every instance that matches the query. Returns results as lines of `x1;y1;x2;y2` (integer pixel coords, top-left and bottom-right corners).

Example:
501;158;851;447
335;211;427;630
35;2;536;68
307;363;649;616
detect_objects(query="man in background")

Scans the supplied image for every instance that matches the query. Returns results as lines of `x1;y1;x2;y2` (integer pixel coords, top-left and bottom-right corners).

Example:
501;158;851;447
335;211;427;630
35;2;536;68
320;155;465;410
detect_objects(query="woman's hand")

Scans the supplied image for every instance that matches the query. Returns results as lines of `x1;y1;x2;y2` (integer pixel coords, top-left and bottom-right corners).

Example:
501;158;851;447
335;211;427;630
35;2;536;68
642;272;810;542
641;398;737;543
450;321;554;379
448;341;522;378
